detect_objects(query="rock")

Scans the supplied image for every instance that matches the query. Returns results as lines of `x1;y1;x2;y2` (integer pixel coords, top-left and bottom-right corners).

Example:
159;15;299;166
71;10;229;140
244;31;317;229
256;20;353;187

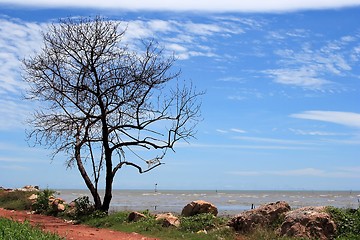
28;194;38;201
278;206;336;240
57;203;66;212
228;201;291;233
181;200;218;217
50;197;66;213
155;213;180;227
197;229;208;234
128;211;147;222
17;185;39;192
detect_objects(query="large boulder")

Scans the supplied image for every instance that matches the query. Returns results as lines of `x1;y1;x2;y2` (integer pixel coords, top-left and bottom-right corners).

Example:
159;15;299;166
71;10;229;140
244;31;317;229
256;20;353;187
128;211;147;222
50;197;66;213
181;200;218;217
228;201;291;233
156;213;180;227
278;206;336;240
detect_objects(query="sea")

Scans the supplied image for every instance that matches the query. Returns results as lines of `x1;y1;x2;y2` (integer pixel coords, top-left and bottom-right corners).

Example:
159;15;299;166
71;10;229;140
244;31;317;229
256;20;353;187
55;189;360;216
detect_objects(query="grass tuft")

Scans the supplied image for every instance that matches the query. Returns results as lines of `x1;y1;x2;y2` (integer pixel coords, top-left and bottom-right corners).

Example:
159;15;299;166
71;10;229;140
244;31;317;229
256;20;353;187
0;217;64;240
0;190;34;210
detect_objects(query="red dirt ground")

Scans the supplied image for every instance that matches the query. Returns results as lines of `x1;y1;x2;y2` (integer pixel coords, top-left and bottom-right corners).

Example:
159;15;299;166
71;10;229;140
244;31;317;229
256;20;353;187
0;208;159;240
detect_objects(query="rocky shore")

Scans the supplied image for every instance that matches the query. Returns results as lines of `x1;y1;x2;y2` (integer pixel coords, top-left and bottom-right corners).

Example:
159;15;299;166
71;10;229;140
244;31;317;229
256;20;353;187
0;186;348;239
129;200;337;239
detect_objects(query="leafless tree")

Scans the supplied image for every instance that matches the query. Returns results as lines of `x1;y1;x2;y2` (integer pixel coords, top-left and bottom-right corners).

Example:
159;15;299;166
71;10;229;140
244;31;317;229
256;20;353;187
23;16;202;212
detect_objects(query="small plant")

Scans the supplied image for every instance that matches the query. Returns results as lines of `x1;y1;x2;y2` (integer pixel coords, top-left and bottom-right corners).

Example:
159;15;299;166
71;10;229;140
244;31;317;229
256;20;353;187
0;217;64;240
327;206;360;239
0;190;34;210
90;210;108;219
32;189;56;215
180;213;226;232
71;196;95;220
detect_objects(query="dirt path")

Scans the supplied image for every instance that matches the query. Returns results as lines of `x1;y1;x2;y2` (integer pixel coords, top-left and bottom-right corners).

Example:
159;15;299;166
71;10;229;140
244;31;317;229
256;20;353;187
0;208;159;240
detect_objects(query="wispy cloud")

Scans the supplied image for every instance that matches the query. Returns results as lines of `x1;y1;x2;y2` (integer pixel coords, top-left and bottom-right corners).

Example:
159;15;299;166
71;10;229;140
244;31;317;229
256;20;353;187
216;129;228;134
0;98;32;131
291;111;360;128
0;18;43;94
2;0;360;12
229;167;360;178
176;142;311;150
233;136;314;145
120;17;249;60
0;165;29;171
264;33;359;90
265;68;332;89
289;128;348;136
216;128;247;134
231;128;247;133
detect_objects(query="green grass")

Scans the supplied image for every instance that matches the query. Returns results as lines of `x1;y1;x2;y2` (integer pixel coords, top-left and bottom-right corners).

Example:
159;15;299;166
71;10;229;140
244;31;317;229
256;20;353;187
0;217;64;240
0;190;34;210
83;211;237;240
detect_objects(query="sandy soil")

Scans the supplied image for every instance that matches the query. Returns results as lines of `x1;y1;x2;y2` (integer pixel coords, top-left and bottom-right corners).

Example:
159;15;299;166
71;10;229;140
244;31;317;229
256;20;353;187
0;208;159;240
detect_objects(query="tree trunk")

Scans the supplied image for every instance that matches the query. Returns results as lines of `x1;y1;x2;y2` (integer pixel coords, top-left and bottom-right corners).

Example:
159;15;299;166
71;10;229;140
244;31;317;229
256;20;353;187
101;148;114;212
101;177;113;212
75;133;102;210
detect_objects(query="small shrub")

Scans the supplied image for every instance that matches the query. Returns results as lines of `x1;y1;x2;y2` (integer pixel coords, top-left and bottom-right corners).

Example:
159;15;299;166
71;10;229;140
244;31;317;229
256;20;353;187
180;213;226;232
327;206;360;239
32;189;56;215
0;217;64;240
74;196;94;216
68;196;96;220
0;190;33;210
90;210;108;219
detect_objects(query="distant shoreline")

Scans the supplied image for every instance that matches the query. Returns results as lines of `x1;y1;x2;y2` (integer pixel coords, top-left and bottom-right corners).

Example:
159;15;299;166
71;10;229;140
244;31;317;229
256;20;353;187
55;189;360;216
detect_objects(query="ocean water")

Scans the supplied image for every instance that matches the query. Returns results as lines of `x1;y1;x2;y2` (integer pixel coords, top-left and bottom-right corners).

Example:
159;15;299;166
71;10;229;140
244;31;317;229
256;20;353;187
56;189;360;216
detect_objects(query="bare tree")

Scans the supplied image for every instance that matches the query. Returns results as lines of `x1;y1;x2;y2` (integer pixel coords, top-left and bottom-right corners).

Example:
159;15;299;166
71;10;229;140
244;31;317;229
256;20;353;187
23;16;202;212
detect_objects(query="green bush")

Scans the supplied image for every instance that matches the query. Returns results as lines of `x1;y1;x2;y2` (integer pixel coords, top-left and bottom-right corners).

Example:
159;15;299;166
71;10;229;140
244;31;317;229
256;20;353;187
84;211;237;240
32;189;56;215
327;207;360;239
0;217;64;240
73;196;95;219
0;190;33;210
180;213;226;232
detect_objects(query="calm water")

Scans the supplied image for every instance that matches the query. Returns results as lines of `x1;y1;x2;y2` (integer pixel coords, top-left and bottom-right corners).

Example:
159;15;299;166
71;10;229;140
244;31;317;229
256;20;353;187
56;189;360;216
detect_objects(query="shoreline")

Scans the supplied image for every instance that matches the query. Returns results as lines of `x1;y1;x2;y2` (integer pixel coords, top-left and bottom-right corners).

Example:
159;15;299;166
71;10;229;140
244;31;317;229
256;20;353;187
56;189;360;216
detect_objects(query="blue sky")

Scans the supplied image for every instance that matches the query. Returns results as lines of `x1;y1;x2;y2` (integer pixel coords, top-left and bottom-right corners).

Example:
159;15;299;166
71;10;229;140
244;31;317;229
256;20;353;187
1;0;360;191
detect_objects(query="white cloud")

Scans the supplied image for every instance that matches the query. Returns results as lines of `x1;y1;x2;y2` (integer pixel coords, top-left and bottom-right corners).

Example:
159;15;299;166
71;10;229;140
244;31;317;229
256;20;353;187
264;33;358;90
0;18;43;94
231;128;247;133
218;77;245;83
289;128;347;136
216;129;228;134
265;68;332;89
233;136;313;145
177;142;311;150
0;12;262;81
271;168;326;176
291;111;360;128
2;0;360;12
0;98;32;131
229;167;360;178
121;18;242;60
